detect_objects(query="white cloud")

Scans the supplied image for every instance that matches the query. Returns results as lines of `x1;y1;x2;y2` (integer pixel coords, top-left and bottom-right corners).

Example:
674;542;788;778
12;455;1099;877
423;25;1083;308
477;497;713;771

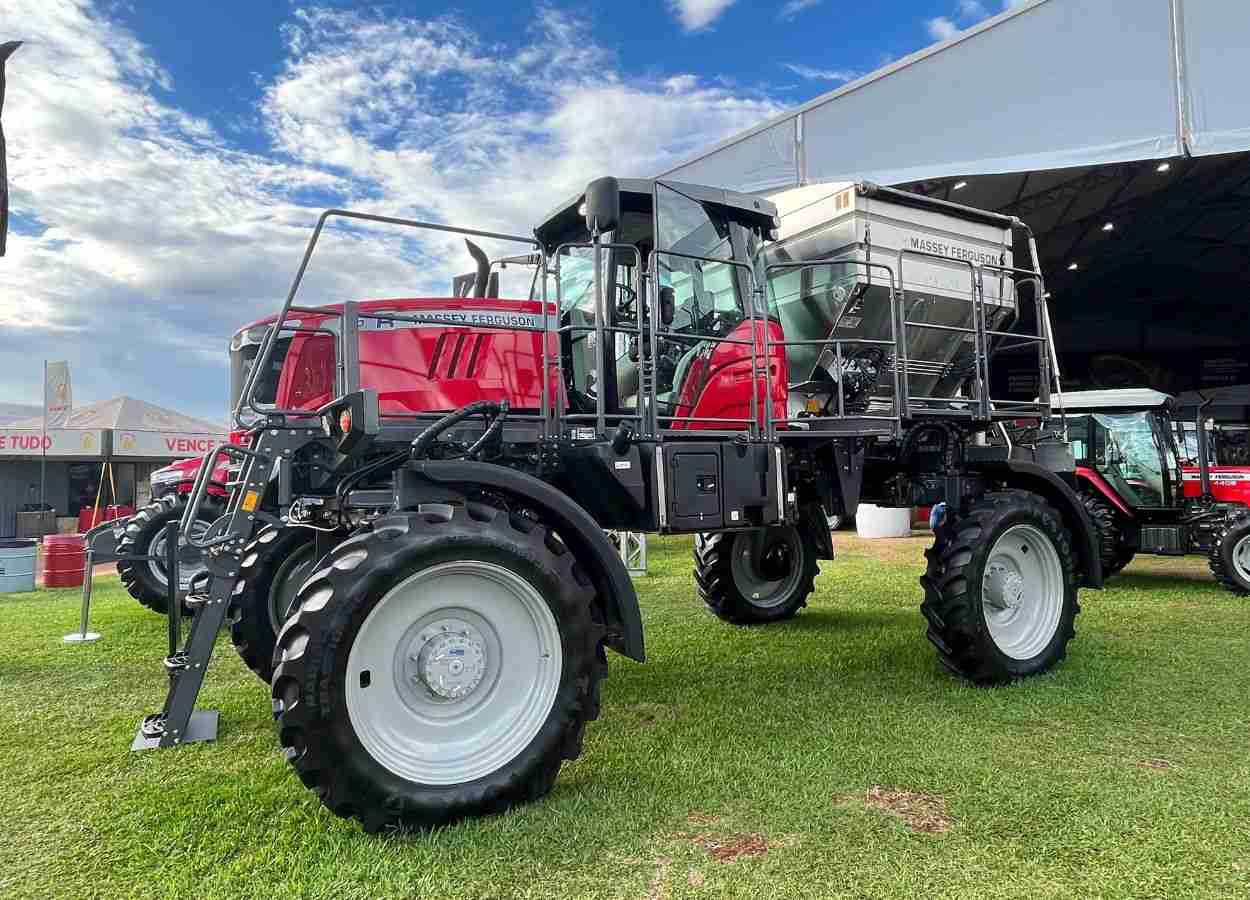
957;0;986;18
926;16;960;40
778;0;821;22
0;2;782;419
783;63;859;83
667;0;737;32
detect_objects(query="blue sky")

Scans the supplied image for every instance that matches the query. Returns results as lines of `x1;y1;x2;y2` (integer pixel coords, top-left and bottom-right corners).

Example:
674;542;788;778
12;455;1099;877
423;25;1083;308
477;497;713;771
0;0;1015;421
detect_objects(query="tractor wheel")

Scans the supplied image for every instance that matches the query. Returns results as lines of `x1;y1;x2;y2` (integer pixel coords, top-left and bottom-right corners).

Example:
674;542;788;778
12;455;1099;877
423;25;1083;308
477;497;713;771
1077;490;1129;577
1208;515;1250;595
694;525;818;624
229;525;329;684
116;494;222;615
271;504;606;832
921;490;1079;684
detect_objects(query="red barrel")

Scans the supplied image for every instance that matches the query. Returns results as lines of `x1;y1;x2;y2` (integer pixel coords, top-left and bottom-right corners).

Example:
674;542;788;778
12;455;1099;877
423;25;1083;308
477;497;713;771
78;507;102;533
42;534;87;588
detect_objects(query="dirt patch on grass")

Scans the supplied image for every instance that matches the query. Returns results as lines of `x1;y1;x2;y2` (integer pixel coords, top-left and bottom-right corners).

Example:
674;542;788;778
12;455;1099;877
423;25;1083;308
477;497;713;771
685;810;720;827
621;702;679;729
690;832;769;862
857;785;953;834
1135;758;1173;771
646;857;672;900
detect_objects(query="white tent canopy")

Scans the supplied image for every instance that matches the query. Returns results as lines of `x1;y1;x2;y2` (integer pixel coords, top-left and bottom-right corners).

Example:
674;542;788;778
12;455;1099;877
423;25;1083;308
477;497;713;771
6;396;224;459
662;0;1250;193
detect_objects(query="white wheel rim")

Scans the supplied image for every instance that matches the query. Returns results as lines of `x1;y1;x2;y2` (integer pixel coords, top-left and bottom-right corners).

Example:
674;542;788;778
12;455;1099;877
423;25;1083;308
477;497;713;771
981;524;1064;661
1233;534;1250;583
148;518;210;590
345;560;562;786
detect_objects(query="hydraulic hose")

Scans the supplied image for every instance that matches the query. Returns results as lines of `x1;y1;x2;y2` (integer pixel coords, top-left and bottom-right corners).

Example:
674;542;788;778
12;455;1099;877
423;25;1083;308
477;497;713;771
410;399;510;461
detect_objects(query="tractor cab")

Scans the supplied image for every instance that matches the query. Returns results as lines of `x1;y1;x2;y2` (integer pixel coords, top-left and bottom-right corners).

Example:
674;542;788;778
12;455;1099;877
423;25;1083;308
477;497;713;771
1064;388;1250;511
533;178;781;430
1064;389;1184;510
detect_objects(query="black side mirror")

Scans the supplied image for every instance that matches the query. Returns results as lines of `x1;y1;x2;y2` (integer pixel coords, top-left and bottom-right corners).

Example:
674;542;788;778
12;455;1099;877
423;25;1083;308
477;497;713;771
583;177;620;235
0;41;23;259
659;286;675;325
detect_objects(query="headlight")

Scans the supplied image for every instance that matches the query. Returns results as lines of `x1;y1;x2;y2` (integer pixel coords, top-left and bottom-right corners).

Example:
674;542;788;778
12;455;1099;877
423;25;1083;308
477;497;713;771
150;469;183;487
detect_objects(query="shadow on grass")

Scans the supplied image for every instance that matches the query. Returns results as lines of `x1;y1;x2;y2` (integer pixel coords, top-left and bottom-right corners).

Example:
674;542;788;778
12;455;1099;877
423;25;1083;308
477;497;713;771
1105;571;1224;595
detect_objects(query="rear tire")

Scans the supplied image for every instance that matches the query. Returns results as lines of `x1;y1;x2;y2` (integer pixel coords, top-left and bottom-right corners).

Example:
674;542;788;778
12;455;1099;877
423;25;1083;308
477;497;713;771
271;504;606;832
921;491;1079;684
1077;490;1130;577
1208;514;1250;595
229;525;327;683
116;494;221;615
694;525;818;624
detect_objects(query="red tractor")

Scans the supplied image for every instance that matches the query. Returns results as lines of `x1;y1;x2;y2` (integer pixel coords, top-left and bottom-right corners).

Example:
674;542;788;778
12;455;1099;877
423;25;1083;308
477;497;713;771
137;178;1102;833
1064;389;1250;592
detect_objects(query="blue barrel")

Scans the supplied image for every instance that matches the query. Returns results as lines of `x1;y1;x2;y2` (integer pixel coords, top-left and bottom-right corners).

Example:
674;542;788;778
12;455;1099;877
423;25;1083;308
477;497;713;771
0;539;38;594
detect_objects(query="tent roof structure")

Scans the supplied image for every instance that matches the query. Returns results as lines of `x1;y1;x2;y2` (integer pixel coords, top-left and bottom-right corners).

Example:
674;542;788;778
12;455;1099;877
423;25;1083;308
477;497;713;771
11;396;223;434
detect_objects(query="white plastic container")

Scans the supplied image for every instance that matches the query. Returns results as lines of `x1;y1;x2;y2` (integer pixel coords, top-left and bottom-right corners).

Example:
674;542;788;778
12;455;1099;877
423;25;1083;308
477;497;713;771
855;504;912;539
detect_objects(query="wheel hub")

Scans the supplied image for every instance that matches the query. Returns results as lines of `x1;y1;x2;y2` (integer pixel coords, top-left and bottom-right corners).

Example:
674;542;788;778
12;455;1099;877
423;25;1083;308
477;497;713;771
980;524;1064;661
983;561;1025;615
409;620;488;701
757;541;793;581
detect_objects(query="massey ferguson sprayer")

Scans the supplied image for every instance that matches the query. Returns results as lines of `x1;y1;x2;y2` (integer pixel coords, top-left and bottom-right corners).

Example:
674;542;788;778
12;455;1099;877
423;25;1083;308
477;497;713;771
138;177;1101;832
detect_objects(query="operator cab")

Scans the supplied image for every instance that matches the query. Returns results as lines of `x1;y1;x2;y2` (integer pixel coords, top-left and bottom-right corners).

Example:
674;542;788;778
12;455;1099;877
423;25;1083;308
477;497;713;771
533;178;776;424
1062;389;1185;509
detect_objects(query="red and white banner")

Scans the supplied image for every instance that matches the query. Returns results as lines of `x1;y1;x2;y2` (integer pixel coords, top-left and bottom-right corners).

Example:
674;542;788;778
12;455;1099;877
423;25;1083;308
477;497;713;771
0;428;102;457
44;360;72;427
112;430;224;458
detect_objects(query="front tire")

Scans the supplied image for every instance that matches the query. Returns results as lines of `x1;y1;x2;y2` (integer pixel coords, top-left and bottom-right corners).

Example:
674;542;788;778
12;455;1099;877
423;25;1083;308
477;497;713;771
271;504;606;832
921;491;1079;684
116;494;221;615
694;525;818;624
1209;515;1250;595
229;525;326;683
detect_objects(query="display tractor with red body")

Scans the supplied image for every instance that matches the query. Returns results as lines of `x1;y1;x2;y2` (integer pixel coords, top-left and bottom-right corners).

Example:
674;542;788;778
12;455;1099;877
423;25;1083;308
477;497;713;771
1063;388;1250;592
141;177;1101;832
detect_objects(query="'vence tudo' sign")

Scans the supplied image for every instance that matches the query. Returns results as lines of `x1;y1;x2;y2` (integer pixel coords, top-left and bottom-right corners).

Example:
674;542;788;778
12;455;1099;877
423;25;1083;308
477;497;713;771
0;429;105;457
112;431;224;457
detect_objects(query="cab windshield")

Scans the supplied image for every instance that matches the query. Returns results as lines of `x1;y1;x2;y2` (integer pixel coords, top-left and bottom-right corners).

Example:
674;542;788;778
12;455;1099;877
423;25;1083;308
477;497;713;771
1082;411;1175;507
230;330;289;412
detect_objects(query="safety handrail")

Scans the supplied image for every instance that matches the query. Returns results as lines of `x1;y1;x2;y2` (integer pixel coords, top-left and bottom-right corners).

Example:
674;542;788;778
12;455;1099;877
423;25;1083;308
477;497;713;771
178;441;270;549
552;241;644;438
650;249;769;439
762;258;903;438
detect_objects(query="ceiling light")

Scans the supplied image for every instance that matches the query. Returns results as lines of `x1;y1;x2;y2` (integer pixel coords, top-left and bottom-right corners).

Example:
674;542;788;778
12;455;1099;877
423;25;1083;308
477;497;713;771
1067;262;1079;271
952;181;968;190
1156;162;1171;172
1102;222;1115;232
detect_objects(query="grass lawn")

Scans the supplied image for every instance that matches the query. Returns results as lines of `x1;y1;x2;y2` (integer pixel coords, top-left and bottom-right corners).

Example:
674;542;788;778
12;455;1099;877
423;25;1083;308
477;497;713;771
2;534;1248;899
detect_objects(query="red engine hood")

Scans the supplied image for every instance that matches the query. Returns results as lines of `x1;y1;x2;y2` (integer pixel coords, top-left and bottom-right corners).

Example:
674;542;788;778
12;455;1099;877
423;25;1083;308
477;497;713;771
250;297;560;415
1181;465;1250;505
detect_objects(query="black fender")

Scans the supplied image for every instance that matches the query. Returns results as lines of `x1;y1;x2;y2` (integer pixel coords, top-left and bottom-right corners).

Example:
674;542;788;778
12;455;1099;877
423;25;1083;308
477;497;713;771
800;502;836;560
972;459;1104;588
406;460;645;662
